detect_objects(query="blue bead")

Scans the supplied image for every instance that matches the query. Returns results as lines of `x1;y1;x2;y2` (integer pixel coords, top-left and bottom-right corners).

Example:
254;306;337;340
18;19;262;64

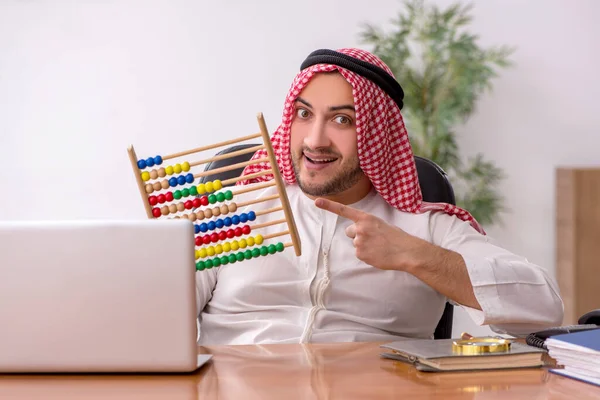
177;175;186;185
194;224;200;234
137;159;146;169
223;217;232;226
207;221;216;230
169;177;178;187
154;155;163;165
232;215;240;225
146;157;155;167
240;213;248;223
215;219;224;229
199;223;208;233
248;211;256;221
185;173;194;184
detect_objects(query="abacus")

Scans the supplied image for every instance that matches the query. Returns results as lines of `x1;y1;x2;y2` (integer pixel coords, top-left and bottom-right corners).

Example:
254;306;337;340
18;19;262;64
127;112;301;271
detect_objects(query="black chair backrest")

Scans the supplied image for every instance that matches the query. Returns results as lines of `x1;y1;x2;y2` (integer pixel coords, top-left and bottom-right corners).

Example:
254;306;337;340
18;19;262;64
200;144;455;339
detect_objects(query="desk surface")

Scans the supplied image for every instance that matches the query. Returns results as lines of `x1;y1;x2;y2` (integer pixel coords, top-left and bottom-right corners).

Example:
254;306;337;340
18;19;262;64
0;341;598;399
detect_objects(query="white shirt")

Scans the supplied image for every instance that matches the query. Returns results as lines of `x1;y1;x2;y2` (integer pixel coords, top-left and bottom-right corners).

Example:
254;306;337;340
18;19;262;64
195;183;563;345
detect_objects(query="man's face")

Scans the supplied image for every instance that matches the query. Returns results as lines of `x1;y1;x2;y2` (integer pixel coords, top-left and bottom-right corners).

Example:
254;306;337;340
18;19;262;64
290;72;371;203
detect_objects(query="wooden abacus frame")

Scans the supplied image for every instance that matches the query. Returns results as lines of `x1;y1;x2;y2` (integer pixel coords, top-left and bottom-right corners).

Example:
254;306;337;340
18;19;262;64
126;112;301;270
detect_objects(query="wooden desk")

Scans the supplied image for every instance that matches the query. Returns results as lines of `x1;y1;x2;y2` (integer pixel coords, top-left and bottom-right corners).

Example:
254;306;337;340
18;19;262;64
0;341;598;399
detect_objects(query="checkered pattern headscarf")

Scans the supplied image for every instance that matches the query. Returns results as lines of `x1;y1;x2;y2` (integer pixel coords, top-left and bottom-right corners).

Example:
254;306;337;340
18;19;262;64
238;48;485;235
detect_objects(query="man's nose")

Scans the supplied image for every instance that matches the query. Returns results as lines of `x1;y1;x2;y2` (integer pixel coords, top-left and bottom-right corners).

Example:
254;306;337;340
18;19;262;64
304;119;331;149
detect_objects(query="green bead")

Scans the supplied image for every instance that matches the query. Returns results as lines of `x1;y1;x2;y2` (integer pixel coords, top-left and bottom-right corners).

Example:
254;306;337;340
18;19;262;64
216;192;225;202
189;186;198;196
275;242;284;252
268;244;276;254
251;248;260;258
224;190;233;200
236;252;245;262
212;257;221;267
174;190;182;200
205;259;213;269
196;261;205;271
220;256;229;265
228;254;237;263
182;188;190;197
260;246;269;256
208;194;217;204
244;250;252;260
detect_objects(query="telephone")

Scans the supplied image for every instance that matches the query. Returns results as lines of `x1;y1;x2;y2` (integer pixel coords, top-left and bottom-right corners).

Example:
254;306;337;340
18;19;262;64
526;308;600;349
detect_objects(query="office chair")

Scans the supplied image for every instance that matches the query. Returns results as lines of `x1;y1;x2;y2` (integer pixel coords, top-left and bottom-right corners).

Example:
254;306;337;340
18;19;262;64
199;144;456;339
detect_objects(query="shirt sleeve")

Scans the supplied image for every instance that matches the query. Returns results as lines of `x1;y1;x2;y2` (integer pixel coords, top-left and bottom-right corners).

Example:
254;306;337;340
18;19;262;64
429;211;564;337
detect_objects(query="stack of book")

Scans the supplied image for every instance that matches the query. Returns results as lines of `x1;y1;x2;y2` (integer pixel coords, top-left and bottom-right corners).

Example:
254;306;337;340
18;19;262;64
546;329;600;386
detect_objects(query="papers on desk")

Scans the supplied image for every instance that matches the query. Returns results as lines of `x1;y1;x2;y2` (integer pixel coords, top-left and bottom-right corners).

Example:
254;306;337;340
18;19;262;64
546;328;600;387
380;338;546;372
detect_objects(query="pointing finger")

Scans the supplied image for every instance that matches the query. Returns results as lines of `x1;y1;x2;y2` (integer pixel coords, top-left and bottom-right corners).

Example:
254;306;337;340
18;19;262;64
314;198;365;222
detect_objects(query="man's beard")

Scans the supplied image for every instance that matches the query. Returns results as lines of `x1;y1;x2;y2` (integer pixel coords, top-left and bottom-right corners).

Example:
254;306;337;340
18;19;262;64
291;150;365;197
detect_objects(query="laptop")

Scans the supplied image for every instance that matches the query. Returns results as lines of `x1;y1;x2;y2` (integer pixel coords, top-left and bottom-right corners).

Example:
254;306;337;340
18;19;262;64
0;219;212;373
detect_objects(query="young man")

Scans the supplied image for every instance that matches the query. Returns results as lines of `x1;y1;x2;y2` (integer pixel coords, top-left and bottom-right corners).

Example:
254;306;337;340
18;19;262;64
194;48;563;345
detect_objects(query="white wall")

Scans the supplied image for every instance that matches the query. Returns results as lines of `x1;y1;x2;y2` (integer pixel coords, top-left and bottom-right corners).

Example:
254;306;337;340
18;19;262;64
1;0;598;338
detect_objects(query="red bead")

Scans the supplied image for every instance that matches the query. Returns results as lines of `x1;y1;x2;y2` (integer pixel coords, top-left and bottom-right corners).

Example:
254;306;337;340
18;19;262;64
226;229;235;239
234;227;242;237
184;200;193;209
195;237;202;246
192;198;202;208
242;225;251;235
210;233;219;243
202;235;211;245
157;194;166;203
148;196;158;206
218;231;227;241
152;208;161;218
165;192;174;201
200;196;209;206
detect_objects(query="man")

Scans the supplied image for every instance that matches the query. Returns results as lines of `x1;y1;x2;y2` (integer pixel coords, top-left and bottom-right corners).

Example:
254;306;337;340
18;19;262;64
194;48;563;345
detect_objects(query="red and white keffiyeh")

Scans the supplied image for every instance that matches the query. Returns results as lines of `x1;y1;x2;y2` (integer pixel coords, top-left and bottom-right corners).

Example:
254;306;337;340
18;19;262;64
238;48;485;235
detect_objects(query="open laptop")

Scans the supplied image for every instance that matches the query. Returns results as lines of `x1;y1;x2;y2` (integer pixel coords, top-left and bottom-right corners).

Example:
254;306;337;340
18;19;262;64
0;219;211;373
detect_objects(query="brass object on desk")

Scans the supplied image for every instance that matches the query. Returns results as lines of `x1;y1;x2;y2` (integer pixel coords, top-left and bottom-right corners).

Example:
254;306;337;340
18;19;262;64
452;332;512;355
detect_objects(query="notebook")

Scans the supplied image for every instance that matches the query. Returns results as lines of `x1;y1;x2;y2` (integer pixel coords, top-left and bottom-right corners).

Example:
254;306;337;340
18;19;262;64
380;338;546;372
546;329;600;387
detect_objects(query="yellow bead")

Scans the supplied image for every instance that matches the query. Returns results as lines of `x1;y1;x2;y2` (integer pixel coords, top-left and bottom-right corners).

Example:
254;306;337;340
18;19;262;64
255;234;264;245
197;184;206;194
165;165;174;175
141;171;150;181
223;242;231;252
207;247;215;257
215;244;223;254
231;241;239;251
174;163;182;174
205;182;214;193
199;248;207;258
213;180;223;190
195;250;201;260
182;162;190;172
247;237;255;246
239;239;247;249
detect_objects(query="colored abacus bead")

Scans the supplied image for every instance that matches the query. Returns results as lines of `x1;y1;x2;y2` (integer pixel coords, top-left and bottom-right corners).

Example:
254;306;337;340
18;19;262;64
242;225;251;235
152;208;161;218
223;217;232;226
248;211;256;221
154;155;162;165
234;227;242;237
185;173;194;183
174;190;182;200
239;213;248;223
200;196;209;206
141;171;150;181
137;159;147;169
169;177;178;187
232;215;240;225
189;186;198;195
276;242;284;252
148;196;158;206
174;164;182;174
207;221;216;230
182;162;190;172
225;191;234;200
146;157;155;167
252;248;260;258
205;182;214;193
214;180;223;191
260;246;268;256
193;198;202;208
208;194;217;204
268;244;276;254
216;219;224;229
194;225;201;234
216;192;225;202
210;232;219;243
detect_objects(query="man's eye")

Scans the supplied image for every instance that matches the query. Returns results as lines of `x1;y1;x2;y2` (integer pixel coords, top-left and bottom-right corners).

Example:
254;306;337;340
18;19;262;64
334;116;351;124
297;109;310;118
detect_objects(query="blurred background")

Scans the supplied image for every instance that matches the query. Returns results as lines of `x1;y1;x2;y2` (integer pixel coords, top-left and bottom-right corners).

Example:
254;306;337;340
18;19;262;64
1;0;598;337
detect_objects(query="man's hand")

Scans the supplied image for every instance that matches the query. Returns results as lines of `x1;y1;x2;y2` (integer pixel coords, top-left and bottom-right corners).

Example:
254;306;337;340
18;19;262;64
314;197;482;310
314;197;430;272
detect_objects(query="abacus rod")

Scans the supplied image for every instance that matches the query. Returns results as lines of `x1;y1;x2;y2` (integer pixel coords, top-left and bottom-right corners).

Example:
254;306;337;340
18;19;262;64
236;194;279;208
187;144;265;168
262;230;289;241
193;157;270;179
231;181;276;196
256;112;302;257
127;145;154;219
254;206;283;217
221;169;274;186
161;132;263;161
251;218;287;230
